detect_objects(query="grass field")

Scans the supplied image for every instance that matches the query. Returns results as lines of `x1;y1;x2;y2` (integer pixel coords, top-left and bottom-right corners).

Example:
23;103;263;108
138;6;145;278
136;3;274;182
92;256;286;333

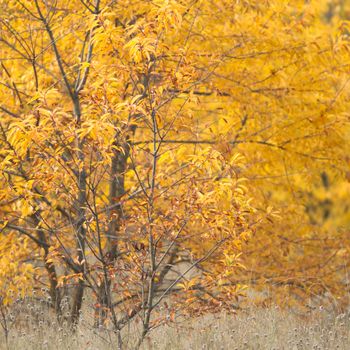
1;305;350;349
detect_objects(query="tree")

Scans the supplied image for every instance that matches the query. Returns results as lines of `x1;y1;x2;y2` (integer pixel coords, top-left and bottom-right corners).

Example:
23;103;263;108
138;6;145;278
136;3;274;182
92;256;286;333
0;0;349;347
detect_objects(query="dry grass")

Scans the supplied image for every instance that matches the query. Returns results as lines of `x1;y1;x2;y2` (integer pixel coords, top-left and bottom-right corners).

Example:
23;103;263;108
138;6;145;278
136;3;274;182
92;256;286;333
1;303;350;349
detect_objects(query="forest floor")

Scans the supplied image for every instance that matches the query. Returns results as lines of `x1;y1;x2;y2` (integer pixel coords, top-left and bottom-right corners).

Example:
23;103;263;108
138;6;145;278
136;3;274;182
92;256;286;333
1;306;350;349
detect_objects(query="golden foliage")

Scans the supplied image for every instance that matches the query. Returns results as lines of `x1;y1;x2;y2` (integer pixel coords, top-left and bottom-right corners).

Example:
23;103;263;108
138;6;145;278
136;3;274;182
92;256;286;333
0;0;350;338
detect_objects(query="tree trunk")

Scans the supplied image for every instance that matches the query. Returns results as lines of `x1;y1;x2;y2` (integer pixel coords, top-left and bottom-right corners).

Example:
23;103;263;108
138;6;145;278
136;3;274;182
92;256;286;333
95;142;129;327
32;214;62;316
70;280;84;325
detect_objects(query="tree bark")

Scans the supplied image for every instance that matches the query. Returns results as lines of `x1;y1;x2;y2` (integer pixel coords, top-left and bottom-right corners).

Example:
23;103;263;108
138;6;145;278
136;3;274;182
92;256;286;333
95;140;130;327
